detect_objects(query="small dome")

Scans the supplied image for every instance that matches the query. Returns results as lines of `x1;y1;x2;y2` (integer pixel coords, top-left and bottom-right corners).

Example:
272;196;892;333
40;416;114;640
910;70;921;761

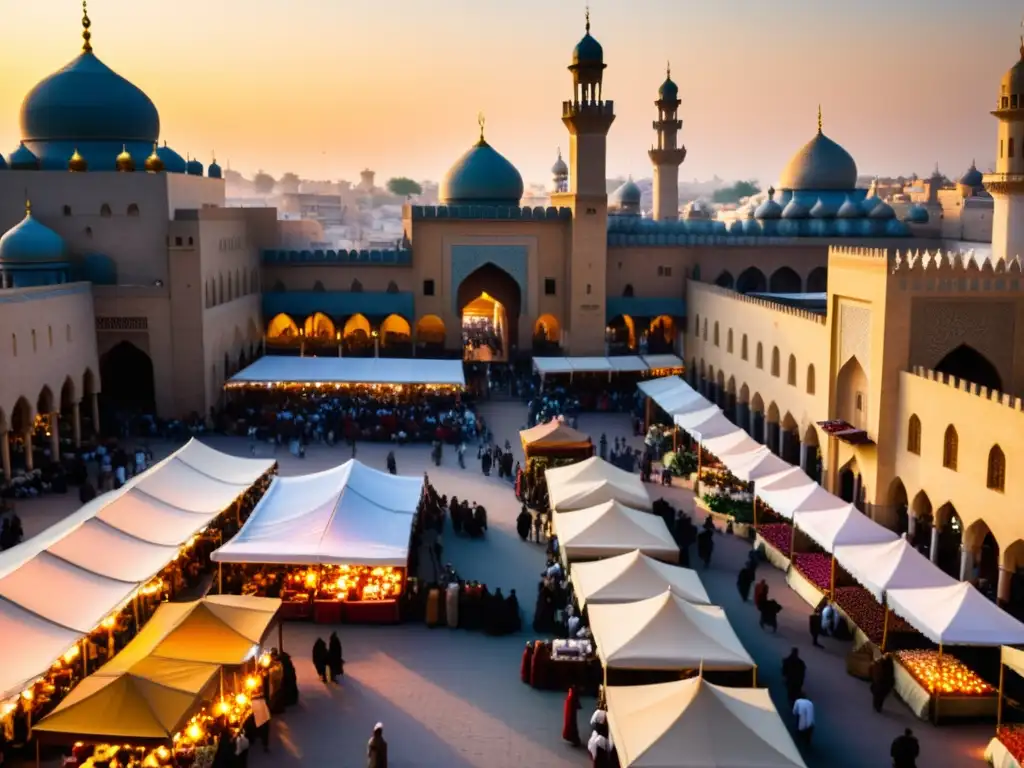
728;220;744;235
551;150;568;176
573;23;604;67
836;195;862;219
208;158;222;179
115;144;135;172
9;143;40;170
809;197;835;219
885;219;910;237
610;178;642;206
742;217;762;235
186;158;204;176
868;201;896;220
659;66;679;101
1000;50;1024;105
144;145;164;173
860;195;882;215
754;187;783;220
156;142;187;174
906;204;929;224
68;148;88;172
440;135;524;206
779;113;858;191
959;161;983;188
781;198;809;219
0;203;66;264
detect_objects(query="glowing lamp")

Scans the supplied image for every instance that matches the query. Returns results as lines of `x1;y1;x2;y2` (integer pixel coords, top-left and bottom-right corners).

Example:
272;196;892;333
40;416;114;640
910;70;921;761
2;702;17;716
63;646;80;663
20;689;33;702
215;700;230;715
235;692;249;707
245;675;259;690
101;616;116;629
186;723;203;741
156;746;170;760
304;571;318;589
259;653;272;668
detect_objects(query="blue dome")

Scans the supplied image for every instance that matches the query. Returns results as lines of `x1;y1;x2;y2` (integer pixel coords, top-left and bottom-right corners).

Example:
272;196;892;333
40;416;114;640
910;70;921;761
781;198;809;219
0;205;66;264
809;197;836;218
836;195;862;219
551;151;568;176
156;143;187;173
20;51;159;145
610;178;642;207
906;204;929;224
959;162;983;188
779;129;858;191
9;143;39;170
186;158;204;176
728;220;744;235
659;76;679;102
869;201;896;220
886;219;910;237
573;33;604;66
78;253;117;285
440;138;524;206
861;195;882;215
754;192;783;220
208;160;222;179
742;217;762;235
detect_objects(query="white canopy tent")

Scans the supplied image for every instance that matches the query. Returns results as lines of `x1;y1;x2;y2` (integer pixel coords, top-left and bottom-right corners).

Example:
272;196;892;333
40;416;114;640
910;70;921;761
722;446;794;483
212;460;422;567
545;456;651;512
886;582;1024;646
588;590;754;671
571;550;710;607
754;467;849;519
637;375;687;401
832;539;957;602
532;355;683;376
0;440;273;702
553;501;677;564
792;504;899;554
606;677;808;768
640;354;685;371
673;408;741;442
225;356;466;388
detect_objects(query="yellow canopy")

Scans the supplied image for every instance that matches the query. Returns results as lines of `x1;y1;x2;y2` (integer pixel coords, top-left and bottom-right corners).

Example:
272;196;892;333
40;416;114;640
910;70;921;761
520;420;593;452
33;656;219;743
109;595;281;670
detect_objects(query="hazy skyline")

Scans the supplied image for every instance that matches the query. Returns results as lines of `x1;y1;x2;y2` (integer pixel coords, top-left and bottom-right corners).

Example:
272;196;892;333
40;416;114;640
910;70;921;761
1;0;1020;186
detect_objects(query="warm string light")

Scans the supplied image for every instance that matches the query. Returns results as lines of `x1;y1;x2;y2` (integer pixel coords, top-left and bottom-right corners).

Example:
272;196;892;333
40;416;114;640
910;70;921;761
896;649;994;696
278;564;404;602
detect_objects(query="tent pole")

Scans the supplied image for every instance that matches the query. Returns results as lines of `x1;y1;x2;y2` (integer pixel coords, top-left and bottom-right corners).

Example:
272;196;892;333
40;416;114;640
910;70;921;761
752;665;757;687
81;639;88;677
753;496;758;529
133;594;140;633
881;603;889;653
934;643;943;724
278;621;284;652
35;737;40;768
218;563;223;595
998;663;1005;730
694;442;702;498
220;667;224;698
789;522;796;565
829;555;836;600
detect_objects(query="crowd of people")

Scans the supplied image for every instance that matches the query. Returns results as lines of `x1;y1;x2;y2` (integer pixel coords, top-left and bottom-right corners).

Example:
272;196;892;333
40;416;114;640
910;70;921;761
423;578;522;636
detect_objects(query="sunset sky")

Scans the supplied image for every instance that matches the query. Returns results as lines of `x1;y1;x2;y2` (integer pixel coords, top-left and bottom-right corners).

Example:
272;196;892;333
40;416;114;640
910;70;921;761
0;0;1019;186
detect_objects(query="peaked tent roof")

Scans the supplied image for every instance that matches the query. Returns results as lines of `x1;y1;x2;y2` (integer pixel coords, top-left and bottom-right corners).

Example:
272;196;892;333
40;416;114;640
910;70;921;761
571;549;710;607
554;501;677;564
886;582;1024;646
588;590;754;671
519;419;593;450
793;504;899;553
606;677;807;768
754;467;848;519
833;538;957;601
211;460;422;566
545;456;651;512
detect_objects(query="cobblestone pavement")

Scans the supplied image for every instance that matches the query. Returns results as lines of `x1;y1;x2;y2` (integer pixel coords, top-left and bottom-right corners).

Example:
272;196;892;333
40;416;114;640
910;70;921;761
18;403;994;766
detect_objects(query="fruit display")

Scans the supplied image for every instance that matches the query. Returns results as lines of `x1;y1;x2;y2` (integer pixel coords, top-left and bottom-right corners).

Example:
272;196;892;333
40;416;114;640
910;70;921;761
793;553;832;592
834;586;915;645
895;649;995;696
757;523;793;557
997;725;1024;765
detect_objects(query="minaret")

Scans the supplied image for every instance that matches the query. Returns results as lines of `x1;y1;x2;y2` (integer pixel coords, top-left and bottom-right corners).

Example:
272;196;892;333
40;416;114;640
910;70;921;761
551;148;568;193
649;63;687;221
984;34;1024;261
553;9;615;355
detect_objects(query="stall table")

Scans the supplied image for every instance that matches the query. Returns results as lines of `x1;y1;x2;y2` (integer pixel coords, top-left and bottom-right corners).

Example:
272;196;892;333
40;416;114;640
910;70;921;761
892;649;997;722
313;600;343;624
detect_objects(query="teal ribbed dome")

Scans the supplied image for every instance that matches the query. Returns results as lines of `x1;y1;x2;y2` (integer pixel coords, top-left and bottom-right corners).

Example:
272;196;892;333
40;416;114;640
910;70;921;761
610;178;642;208
156;143;187;173
208;159;222;179
0;205;66;264
574;32;603;66
659;75;678;101
440;138;523;206
959;161;983;187
8;143;40;170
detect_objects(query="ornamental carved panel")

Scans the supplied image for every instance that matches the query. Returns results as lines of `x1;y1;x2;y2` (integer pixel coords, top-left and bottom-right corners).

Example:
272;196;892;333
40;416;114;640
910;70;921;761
909;299;1014;382
95;316;148;332
839;302;871;375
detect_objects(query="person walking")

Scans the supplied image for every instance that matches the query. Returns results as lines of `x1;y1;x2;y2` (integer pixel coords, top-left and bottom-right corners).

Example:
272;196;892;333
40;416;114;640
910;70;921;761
697;528;714;569
753;578;769;611
312;638;328;683
870;653;896;713
809;609;823;648
890;728;919;768
368;723;388;768
386;451;397;475
328;631;344;682
737;564;755;602
781;648;806;706
759;598;782;633
562;685;582;747
792;692;814;746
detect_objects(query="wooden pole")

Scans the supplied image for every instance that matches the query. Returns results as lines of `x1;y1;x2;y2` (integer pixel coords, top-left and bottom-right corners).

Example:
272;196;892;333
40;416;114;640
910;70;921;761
829;555;837;600
35;737;40;768
132;594;140;633
881;603;890;653
789;521;797;564
934;643;943;724
278;621;284;652
81;639;88;677
752;665;757;687
998;662;1006;730
753;496;758;529
694;443;702;498
218;563;223;594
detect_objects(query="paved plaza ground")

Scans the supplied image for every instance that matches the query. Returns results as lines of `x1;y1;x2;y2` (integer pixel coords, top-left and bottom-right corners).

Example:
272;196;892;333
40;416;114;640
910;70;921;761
13;402;995;767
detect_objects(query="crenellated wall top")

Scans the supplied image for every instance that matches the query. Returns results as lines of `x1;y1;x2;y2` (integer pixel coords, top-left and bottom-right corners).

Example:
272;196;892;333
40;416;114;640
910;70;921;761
688;281;826;325
907;366;1024;413
830;245;1024;293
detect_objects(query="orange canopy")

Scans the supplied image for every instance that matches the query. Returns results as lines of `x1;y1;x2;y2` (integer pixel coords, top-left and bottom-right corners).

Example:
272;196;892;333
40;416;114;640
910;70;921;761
520;420;593;457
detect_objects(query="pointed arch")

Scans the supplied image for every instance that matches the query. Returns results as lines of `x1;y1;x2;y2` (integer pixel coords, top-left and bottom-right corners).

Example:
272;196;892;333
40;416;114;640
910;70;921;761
712;321;720;347
11;396;33;434
60;376;77;409
739;383;750;404
622;284;634;297
727;329;734;353
769;266;802;294
987;444;1005;491
343;313;372;339
714;270;734;289
83;368;97;398
267;313;299;340
750;392;764;413
303;312;336;340
787;354;797;386
836;356;868;429
736;267;767;294
806;266;828;293
350;279;363;293
726;376;736;396
386;280;399;294
415;315;446;345
766;401;780;424
755;342;763;369
806;364;816;395
906;414;921;455
649;315;674;347
934;344;1002;392
911;489;933;522
741;334;748;361
534;314;561;343
608;314;636;349
942;424;958;470
380;314;411;341
37;385;54;415
770;347;780;377
312;280;326;292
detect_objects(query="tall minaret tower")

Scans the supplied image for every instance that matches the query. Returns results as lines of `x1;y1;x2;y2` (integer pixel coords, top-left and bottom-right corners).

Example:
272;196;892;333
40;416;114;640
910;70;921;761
649;63;687;221
984;34;1024;261
552;9;615;355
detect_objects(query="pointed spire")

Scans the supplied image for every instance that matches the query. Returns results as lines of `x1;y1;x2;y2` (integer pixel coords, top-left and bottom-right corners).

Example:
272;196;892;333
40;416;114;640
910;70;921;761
817;104;822;135
666;60;671;79
25;197;31;216
585;4;591;34
477;112;486;143
81;0;93;53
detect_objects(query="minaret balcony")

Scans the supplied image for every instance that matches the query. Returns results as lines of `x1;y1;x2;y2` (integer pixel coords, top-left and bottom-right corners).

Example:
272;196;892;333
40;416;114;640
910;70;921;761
562;100;615;118
983;172;1024;194
652;119;683;131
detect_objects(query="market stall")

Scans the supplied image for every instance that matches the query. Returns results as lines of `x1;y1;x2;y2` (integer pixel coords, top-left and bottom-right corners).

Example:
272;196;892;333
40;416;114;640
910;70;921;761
553;501;678;565
987;646;1024;768
212;460;423;624
545;456;651;512
884;582;1024;721
571;549;710;607
519;419;594;462
606;677;808;768
588;590;754;683
225;356;466;391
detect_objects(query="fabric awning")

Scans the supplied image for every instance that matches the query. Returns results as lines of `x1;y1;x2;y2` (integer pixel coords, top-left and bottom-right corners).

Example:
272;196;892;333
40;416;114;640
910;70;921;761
226;356;466;388
793;505;899;554
606;677;807;768
553;501;677;564
589;590;753;671
545;457;651;512
640;354;684;371
571;550;710;607
519;420;593;453
1002;646;1024;679
754;467;848;519
833;538;957;602
725;448;794;483
886;582;1024;645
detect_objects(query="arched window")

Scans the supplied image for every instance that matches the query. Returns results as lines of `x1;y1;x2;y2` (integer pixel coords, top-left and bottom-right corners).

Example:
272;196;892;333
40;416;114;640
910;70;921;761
351;279;363;293
755;343;763;369
386;281;399;294
11;334;16;357
787;354;797;386
987;445;1006;492
47;326;53;348
806;364;816;395
907;415;921;454
693;314;699;337
741;335;748;361
100;203;112;218
127;203;139;217
713;322;719;347
66;324;72;343
623;284;634;297
63;205;72;216
31;329;36;352
727;329;733;353
942;425;958;470
313;280;325;292
702;320;707;341
771;347;780;377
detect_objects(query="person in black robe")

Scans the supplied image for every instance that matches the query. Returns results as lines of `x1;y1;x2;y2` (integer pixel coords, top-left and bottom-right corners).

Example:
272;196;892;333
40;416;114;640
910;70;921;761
870;653;896;713
386;451;397;475
474;504;488;534
312;637;328;683
328;631;344;681
481;451;492;476
737;564;755;602
506;589;521;633
759;598;782;633
782;648;806;705
516;506;532;540
278;649;299;708
809;610;823;648
697;528;714;568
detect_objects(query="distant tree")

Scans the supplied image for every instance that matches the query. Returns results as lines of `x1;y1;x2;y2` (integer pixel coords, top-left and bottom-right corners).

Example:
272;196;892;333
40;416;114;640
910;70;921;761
223;168;243;184
279;172;301;193
712;180;761;204
253;171;276;194
386;177;423;198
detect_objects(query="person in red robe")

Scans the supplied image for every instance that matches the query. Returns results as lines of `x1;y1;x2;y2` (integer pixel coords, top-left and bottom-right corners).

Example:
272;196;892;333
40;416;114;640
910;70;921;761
520;642;534;685
562;685;582;747
530;641;551;690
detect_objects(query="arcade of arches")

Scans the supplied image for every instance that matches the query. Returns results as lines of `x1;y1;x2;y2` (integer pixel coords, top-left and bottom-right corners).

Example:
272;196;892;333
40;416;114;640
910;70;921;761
0;368;101;482
264;312;414;356
606;314;676;355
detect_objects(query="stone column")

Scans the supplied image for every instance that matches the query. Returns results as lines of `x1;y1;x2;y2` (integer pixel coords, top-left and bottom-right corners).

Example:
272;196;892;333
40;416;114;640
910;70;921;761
49;412;60;462
999;567;1012;606
930;526;940;564
853;474;862;508
748;408;757;438
799;442;809;474
778;428;786;458
0;431;10;482
72;402;81;447
907;514;917;539
91;393;101;437
23;430;33;472
959;547;972;582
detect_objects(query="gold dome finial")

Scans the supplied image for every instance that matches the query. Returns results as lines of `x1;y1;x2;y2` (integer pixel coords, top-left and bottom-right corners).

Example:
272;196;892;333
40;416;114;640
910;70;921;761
817;104;822;135
116;144;135;172
145;142;164;173
68;148;87;173
477;112;486;143
585;5;591;34
81;0;92;53
25;197;31;216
